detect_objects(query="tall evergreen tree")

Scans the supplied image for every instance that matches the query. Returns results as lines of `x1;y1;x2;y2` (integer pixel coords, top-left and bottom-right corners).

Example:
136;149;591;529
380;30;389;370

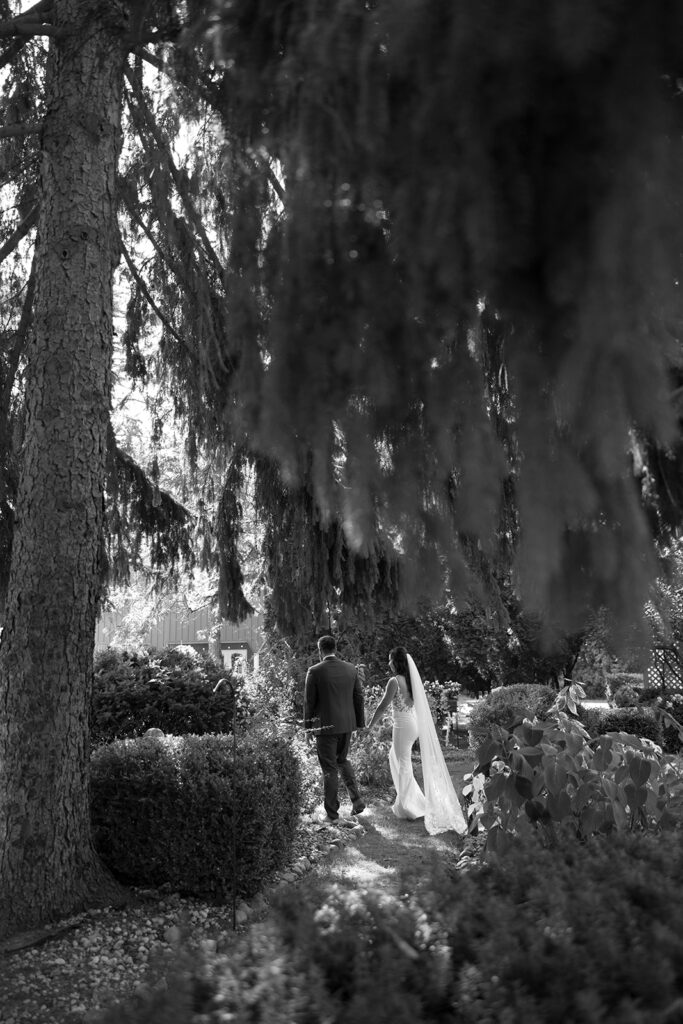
0;0;134;938
0;0;216;940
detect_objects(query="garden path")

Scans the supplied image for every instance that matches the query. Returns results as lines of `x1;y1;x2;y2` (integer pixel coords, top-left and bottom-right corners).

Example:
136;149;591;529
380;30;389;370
288;747;477;900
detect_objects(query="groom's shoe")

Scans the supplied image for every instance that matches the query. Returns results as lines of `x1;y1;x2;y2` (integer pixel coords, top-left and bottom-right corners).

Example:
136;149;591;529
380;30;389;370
351;802;366;815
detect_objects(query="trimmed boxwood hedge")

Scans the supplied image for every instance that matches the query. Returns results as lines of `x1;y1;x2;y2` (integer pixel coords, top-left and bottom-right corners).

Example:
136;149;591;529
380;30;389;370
90;729;301;900
579;705;662;745
90;647;235;745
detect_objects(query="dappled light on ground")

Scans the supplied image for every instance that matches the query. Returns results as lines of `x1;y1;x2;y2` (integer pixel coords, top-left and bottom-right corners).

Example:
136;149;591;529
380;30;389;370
313;794;465;900
324;845;398;887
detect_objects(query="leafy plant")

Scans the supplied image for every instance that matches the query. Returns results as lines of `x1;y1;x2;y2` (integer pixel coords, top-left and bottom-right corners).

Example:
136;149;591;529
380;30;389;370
472;683;683;854
100;829;683;1023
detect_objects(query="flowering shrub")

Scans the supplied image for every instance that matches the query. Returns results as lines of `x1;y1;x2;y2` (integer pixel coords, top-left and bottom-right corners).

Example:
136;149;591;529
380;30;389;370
472;683;683;855
613;683;640;707
467;683;556;748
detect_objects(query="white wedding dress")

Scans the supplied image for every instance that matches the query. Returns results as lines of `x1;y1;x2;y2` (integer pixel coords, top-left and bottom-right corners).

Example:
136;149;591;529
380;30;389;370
389;654;468;835
389;685;428;819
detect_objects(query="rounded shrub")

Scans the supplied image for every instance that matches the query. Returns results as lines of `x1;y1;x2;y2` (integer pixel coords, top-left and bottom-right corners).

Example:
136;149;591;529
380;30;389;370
578;676;607;699
468;683;556;749
90;647;236;745
591;706;662;746
613;683;640;708
606;670;645;691
90;729;302;900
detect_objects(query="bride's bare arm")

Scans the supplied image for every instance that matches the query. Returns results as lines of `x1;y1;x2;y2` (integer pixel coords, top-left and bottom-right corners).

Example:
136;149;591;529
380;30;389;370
367;676;398;729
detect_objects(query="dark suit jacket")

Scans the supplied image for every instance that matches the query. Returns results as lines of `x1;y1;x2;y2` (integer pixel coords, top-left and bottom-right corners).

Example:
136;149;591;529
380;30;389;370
304;655;365;735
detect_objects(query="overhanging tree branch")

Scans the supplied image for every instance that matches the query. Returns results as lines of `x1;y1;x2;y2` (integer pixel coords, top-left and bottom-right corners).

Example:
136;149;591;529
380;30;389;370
142;49;288;208
0;0;56;38
0;124;41;138
120;186;195;295
0;255;35;416
0;205;38;264
0;36;27;69
120;236;188;350
123;66;225;282
0;21;58;37
134;46;164;73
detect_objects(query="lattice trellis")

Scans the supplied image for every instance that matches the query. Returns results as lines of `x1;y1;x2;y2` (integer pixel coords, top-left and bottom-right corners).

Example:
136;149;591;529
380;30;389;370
648;645;683;693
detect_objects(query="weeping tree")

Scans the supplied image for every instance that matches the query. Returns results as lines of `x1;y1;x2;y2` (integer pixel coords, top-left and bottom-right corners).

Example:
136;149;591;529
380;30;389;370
180;0;683;647
106;1;683;643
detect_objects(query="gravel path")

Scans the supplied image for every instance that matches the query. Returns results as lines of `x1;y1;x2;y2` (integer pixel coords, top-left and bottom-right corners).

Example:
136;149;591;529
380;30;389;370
0;749;476;1024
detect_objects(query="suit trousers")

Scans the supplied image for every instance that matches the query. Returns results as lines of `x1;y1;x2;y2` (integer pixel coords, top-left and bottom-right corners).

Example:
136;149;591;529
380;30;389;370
316;732;362;819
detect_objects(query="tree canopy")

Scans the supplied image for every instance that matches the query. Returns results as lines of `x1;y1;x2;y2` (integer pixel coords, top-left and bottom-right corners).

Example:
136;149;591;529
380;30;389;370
192;0;683;640
5;2;683;640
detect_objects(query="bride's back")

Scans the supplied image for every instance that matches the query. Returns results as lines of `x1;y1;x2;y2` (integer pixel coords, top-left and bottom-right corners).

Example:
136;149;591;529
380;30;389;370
393;673;414;710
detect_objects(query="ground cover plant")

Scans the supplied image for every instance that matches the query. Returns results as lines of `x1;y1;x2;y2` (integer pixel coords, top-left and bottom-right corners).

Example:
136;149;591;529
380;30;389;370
97;826;683;1023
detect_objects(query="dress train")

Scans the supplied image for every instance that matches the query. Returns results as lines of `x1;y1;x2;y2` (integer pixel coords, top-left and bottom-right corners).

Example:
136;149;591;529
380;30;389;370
389;712;426;820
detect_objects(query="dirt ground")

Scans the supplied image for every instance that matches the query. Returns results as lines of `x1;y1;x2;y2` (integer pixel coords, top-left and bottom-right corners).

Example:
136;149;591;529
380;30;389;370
299;748;476;898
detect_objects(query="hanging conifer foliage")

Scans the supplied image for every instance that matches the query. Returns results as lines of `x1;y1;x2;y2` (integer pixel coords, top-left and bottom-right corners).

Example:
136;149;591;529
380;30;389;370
195;0;683;637
253;455;401;636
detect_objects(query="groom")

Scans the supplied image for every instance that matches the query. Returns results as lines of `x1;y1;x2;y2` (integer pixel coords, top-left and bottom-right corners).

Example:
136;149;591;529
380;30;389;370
304;635;366;821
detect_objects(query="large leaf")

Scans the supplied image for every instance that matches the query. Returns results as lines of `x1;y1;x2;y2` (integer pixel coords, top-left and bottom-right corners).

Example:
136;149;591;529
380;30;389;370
518;721;545;746
485;823;512;858
485;771;507;801
573;781;596;812
611;799;628;830
624;782;647;811
544;761;568;796
511;750;534;779
546;790;572;820
628;756;652;788
514;774;533;800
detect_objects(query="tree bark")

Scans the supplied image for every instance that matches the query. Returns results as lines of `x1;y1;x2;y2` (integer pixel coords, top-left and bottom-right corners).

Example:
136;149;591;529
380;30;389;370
0;0;130;939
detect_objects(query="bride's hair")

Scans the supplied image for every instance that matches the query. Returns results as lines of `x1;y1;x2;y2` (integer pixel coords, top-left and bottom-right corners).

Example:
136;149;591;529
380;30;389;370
389;646;412;699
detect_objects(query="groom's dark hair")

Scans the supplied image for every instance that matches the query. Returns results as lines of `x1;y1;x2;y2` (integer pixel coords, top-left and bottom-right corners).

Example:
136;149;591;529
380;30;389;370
318;635;336;655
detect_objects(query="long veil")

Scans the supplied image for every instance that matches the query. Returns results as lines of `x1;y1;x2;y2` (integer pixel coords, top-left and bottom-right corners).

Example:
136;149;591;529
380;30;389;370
407;653;468;835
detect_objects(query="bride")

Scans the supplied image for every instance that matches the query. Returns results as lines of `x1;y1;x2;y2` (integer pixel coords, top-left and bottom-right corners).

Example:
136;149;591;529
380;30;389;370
366;646;467;835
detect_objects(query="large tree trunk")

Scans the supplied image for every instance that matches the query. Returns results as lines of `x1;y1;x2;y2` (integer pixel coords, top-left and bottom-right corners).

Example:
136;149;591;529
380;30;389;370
0;0;129;939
